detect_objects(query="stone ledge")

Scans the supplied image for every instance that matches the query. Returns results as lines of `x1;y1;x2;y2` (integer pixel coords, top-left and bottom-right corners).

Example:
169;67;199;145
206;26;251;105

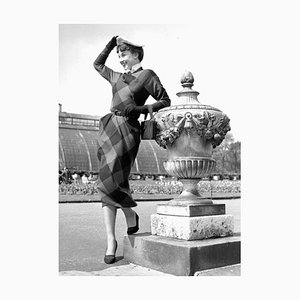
123;233;241;276
157;203;225;217
151;214;234;240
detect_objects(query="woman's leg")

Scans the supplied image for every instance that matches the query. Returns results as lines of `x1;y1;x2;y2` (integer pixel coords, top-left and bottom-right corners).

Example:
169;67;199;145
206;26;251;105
121;207;138;228
103;204;117;255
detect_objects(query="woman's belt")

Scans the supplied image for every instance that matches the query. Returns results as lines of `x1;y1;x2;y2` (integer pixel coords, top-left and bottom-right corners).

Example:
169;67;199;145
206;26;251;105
113;110;137;120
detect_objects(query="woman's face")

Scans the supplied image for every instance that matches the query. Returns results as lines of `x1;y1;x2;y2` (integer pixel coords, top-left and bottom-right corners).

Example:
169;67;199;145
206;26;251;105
118;50;139;72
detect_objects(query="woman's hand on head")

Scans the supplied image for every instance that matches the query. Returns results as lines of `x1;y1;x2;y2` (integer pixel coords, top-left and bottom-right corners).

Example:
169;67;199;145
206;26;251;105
112;36;118;46
106;36;118;50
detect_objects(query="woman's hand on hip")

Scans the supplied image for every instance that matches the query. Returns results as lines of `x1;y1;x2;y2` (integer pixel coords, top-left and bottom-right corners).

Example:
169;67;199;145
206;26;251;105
124;104;148;119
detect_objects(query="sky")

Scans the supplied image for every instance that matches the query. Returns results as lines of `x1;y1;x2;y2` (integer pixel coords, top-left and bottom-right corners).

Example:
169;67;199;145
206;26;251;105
59;24;245;141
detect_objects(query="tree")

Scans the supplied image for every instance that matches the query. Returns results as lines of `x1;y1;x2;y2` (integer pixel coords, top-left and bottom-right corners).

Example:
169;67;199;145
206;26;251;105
212;133;241;175
227;141;241;174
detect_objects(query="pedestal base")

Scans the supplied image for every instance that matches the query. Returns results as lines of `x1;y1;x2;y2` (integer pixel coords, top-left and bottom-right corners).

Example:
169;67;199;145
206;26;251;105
151;214;234;240
157;203;225;217
123;233;241;276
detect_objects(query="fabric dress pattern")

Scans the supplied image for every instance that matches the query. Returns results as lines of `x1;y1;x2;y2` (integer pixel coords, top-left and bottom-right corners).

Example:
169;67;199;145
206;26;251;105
94;61;170;208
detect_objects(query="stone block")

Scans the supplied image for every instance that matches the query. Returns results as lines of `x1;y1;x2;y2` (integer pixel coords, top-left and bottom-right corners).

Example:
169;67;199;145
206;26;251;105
157;203;225;217
123;233;241;276
151;214;234;240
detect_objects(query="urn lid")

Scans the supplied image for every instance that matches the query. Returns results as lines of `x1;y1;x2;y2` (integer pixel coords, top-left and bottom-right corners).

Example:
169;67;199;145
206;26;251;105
176;70;199;104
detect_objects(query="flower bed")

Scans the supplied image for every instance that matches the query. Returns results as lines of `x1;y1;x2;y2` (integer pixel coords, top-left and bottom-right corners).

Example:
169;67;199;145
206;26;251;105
59;182;99;195
59;180;241;195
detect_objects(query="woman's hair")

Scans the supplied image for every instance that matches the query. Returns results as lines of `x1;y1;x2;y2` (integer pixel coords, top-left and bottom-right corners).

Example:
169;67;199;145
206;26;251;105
116;43;144;62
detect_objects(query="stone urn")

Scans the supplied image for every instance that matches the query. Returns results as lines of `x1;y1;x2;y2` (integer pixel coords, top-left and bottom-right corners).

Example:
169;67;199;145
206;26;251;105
154;70;231;204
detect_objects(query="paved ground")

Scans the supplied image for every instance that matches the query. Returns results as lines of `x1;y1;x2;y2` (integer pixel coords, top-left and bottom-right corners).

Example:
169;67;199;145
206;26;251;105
59;263;241;276
59;197;240;275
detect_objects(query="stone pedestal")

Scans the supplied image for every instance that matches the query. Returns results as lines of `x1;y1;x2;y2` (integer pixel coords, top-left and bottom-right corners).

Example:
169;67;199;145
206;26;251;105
122;201;239;275
151;213;234;241
151;202;234;241
123;233;241;276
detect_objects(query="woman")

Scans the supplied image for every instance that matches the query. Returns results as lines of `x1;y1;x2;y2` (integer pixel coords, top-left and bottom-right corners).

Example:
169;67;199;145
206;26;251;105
93;36;170;264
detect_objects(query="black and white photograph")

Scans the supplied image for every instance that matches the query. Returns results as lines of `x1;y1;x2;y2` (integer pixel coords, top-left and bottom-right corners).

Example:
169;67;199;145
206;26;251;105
2;0;299;299
59;24;241;276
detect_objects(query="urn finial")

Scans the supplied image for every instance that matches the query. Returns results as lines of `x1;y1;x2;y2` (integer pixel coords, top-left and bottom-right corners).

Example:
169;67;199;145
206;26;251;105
180;70;194;88
176;70;200;104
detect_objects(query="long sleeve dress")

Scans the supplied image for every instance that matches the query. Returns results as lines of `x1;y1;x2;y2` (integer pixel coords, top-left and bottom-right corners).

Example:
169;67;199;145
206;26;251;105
94;42;171;208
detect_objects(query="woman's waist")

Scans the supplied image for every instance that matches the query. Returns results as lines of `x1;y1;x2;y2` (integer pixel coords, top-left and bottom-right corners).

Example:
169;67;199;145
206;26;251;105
102;111;140;127
111;109;141;122
112;110;126;117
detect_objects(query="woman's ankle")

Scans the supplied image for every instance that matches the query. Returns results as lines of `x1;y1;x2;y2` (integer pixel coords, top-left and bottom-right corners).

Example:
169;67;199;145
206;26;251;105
126;213;137;228
121;207;135;217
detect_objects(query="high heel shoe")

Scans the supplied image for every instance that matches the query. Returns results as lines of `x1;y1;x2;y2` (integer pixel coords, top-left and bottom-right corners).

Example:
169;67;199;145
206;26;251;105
104;240;118;264
127;213;139;235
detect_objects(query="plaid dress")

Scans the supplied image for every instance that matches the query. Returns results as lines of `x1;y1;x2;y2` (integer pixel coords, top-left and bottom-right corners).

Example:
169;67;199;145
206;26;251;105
94;63;170;208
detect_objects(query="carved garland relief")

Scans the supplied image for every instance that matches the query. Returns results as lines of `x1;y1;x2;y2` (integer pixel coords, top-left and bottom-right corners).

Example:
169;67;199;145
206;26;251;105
155;111;231;149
